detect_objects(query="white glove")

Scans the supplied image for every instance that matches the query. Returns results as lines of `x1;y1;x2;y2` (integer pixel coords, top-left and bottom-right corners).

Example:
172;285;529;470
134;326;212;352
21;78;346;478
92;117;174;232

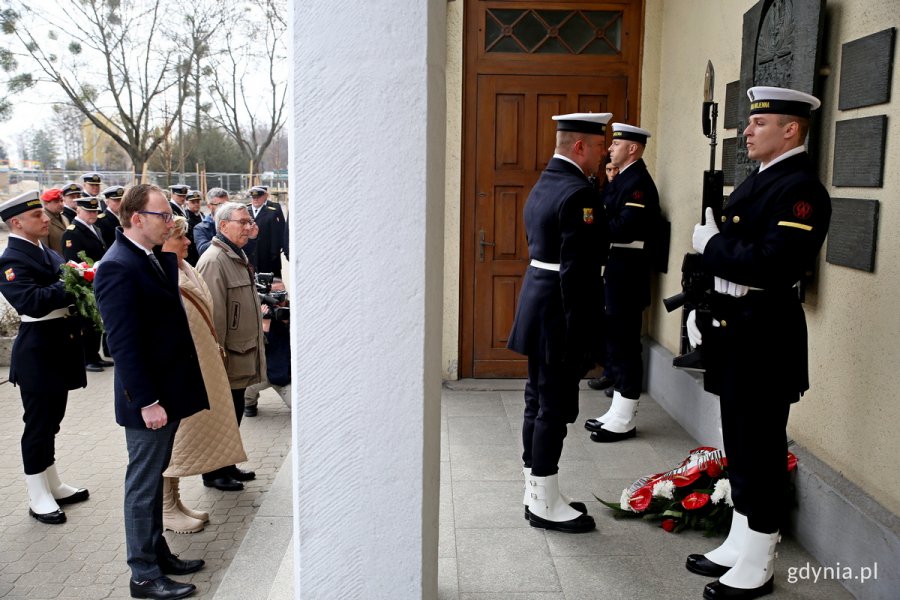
692;207;719;253
714;276;749;297
686;310;702;347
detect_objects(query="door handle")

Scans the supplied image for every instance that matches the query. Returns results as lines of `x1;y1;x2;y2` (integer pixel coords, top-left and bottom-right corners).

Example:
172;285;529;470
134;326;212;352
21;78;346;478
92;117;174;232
478;228;495;262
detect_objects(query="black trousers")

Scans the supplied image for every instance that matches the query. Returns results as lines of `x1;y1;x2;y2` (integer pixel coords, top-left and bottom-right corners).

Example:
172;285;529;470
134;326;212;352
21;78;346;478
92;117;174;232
522;353;585;477
604;310;644;399
720;390;791;534
80;317;102;364
20;388;68;474
203;388;246;480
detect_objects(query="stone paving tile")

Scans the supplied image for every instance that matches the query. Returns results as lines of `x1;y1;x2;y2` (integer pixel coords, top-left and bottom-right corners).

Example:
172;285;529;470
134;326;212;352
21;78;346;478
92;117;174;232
0;367;290;599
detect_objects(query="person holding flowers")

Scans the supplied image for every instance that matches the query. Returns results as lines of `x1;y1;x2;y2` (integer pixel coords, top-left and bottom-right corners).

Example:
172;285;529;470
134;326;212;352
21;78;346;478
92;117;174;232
0;190;89;525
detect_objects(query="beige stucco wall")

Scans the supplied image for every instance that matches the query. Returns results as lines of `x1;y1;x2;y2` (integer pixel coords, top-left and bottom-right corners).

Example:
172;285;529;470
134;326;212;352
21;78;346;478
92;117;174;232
642;0;900;515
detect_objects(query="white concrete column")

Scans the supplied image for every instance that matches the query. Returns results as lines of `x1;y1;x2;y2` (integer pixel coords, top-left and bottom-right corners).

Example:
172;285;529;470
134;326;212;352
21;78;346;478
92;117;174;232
288;1;446;598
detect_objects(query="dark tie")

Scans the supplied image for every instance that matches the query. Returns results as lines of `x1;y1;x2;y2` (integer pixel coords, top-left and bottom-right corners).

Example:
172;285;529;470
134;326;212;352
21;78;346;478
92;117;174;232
148;253;166;279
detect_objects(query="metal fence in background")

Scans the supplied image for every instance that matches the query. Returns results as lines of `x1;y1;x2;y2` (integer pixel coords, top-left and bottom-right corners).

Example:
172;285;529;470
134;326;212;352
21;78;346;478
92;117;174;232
3;170;289;195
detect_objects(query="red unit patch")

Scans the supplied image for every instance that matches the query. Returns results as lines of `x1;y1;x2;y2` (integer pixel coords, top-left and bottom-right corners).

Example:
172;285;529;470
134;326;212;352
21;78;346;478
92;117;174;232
793;201;813;219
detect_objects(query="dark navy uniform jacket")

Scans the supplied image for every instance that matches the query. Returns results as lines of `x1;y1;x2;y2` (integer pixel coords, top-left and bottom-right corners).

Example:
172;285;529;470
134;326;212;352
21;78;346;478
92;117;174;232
507;157;608;365
250;201;285;276
0;238;86;392
94;230;209;428
603;158;660;313
61;219;107;263
701;152;831;398
185;210;202;265
95;210;121;248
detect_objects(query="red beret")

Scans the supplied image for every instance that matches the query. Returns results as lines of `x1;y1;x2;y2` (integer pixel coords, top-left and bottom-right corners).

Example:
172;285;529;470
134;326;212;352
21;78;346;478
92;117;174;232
41;188;63;202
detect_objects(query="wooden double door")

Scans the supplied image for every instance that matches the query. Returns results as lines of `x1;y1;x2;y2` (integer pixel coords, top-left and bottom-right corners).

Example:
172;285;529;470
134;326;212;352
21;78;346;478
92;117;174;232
460;1;644;378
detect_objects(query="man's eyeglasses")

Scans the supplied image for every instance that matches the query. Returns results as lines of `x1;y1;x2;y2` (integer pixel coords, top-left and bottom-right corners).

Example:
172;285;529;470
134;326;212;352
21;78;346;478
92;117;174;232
138;211;174;223
226;219;255;227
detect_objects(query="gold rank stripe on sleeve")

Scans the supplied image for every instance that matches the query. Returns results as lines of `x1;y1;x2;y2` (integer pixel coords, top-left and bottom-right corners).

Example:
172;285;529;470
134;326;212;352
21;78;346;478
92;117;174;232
777;221;813;231
624;202;645;208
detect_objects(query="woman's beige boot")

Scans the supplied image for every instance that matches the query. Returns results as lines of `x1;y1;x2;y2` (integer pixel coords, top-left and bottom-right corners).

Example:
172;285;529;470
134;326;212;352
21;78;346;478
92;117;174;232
163;477;204;533
171;476;210;523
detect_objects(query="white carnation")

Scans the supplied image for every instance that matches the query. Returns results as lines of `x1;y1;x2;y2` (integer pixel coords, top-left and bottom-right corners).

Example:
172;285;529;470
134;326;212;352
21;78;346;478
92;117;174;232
619;488;636;512
711;478;733;507
651;480;675;499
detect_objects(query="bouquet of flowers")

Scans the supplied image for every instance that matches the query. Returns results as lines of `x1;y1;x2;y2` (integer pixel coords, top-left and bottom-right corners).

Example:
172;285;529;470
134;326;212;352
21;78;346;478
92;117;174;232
598;446;798;535
61;252;103;333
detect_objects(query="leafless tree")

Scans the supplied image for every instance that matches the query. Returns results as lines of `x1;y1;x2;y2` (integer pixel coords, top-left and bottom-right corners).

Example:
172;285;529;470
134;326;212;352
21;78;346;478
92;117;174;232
51;104;85;168
206;0;287;174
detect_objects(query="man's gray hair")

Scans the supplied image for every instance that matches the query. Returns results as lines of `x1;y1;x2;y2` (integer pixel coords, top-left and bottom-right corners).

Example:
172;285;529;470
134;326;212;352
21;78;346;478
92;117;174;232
207;187;229;200
214;201;249;227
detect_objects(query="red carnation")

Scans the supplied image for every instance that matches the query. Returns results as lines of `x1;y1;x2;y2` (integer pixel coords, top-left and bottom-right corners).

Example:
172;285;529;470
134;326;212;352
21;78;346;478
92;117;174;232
661;518;676;532
681;492;710;511
83;269;95;283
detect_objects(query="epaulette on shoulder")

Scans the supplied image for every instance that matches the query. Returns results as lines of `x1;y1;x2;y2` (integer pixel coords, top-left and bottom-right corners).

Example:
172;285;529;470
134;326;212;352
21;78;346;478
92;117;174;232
97;212;106;218
267;206;276;211
66;224;76;230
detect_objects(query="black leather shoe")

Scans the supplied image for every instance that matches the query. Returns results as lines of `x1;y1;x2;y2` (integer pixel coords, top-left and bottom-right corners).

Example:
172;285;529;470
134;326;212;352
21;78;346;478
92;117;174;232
159;555;205;576
243;405;258;417
55;488;90;505
130;576;196;599
85;363;105;372
703;577;774;600
98;359;115;367
29;507;66;524
229;466;256;482
202;476;243;491
587;376;613;390
584;418;605;432
524;501;586;520
686;554;731;577
590;428;637;443
604;387;614;398
528;511;595;533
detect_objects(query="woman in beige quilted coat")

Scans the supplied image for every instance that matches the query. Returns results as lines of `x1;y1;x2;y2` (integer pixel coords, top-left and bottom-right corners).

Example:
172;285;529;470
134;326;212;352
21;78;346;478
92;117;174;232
160;217;247;533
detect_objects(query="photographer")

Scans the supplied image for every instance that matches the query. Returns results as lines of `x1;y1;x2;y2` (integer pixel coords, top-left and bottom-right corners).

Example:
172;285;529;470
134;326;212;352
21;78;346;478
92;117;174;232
244;276;291;416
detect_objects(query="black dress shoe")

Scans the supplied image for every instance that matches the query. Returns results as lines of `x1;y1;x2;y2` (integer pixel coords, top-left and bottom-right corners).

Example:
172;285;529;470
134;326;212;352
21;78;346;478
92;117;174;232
587;376;614;390
604;387;614;398
528;511;595;533
55;488;90;505
229;466;256;482
130;576;196;599
524;501;587;520
590;428;637;443
159;554;205;575
85;363;105;372
686;554;731;577
202;476;243;491
98;359;115;367
243;405;258;417
584;418;605;432
29;507;66;524
703;577;774;600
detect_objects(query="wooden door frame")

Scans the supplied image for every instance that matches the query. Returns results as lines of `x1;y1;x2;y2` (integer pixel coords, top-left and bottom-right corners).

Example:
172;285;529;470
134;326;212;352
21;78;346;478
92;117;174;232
459;0;646;378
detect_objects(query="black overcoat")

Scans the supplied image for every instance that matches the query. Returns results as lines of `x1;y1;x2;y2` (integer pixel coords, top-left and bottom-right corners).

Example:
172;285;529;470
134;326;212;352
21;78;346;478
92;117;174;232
251;201;285;276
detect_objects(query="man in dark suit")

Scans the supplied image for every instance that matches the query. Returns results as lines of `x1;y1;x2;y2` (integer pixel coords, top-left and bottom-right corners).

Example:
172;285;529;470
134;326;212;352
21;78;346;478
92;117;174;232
246;186;285;277
584;123;661;443
506;112;609;534
94;183;210;600
96;185;125;248
168;184;188;218
0;190;89;525
685;87;831;600
61;196;111;372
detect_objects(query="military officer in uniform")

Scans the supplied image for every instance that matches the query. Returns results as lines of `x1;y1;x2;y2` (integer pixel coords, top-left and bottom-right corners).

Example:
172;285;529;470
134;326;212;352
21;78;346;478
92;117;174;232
60;182;83;221
247;186;285;277
0;190;89;524
96;185;125;248
40;188;70;254
684;87;831;600
183;189;203;265
81;172;105;211
507;112;610;534
584;123;661;443
169;184;188;217
61;196;110;372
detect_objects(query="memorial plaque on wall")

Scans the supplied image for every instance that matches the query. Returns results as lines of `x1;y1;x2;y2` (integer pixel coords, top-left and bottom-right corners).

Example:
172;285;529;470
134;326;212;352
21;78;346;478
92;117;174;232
722;138;737;186
832;116;888;187
826;198;879;272
724;81;741;129
734;0;826;188
839;28;895;110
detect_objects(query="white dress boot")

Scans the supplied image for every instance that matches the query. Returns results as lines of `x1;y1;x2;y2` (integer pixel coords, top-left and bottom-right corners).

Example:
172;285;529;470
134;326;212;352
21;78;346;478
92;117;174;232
522;467;586;519
590;392;638;442
25;472;66;524
526;473;594;533
45;463;90;505
704;528;779;600
686;511;749;576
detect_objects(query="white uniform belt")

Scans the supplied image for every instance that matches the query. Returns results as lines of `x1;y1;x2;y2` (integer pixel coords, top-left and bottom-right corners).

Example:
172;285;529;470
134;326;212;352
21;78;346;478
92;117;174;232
530;259;560;272
20;307;70;322
610;240;645;249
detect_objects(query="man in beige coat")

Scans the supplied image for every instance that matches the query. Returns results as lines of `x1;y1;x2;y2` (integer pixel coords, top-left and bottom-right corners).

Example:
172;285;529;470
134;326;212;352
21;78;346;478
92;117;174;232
196;201;265;491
